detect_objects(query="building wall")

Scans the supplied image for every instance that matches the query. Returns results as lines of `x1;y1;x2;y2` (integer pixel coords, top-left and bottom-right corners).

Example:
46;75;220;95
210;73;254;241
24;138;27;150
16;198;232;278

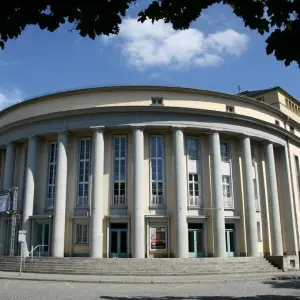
0;86;299;260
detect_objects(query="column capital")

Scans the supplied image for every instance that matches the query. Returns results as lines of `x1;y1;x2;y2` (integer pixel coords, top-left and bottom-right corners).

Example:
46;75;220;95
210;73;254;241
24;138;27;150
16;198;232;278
90;126;105;133
171;126;185;132
131;125;144;131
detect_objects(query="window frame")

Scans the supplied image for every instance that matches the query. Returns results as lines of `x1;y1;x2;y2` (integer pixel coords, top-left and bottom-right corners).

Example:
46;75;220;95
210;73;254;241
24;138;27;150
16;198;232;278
76;137;91;208
76;223;89;244
222;175;234;209
149;135;165;207
112;135;127;207
220;141;231;162
151;97;164;105
226;105;235;113
45;142;57;209
187;137;199;160
188;173;202;207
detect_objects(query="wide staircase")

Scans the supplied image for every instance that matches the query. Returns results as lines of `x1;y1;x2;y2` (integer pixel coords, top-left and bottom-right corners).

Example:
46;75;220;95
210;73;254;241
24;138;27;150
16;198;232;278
0;256;280;276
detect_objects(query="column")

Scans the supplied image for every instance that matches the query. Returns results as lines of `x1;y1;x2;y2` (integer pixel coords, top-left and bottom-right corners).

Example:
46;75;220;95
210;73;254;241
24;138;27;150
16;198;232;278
173;128;188;258
210;133;226;257
0;143;16;255
52;132;68;257
3;142;16;190
90;127;104;258
22;136;38;257
241;136;258;257
265;142;283;256
132;127;145;258
278;146;298;255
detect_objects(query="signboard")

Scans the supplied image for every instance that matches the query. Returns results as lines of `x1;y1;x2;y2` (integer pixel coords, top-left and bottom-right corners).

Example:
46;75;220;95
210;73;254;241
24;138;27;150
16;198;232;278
150;226;167;250
0;193;8;213
18;230;26;243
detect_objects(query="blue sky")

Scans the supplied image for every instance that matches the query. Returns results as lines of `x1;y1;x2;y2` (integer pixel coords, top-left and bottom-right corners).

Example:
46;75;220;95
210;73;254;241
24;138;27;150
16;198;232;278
0;2;299;109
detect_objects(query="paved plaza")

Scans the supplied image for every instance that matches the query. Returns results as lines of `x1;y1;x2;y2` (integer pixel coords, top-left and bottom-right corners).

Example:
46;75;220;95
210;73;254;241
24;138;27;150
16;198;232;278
0;278;300;300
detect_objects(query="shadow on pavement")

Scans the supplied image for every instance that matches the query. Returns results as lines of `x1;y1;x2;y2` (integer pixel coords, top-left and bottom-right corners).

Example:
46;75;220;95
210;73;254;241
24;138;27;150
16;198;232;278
99;296;300;299
263;277;300;291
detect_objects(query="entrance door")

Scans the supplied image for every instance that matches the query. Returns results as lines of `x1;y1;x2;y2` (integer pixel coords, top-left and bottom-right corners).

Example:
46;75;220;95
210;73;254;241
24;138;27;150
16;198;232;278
110;225;128;258
225;224;235;257
188;229;205;258
34;223;49;256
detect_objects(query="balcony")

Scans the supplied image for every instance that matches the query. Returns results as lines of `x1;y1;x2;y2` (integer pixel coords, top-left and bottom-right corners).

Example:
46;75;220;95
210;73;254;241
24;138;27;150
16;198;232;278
188;196;202;208
224;196;234;209
150;195;164;207
112;195;126;207
44;198;54;210
76;196;88;208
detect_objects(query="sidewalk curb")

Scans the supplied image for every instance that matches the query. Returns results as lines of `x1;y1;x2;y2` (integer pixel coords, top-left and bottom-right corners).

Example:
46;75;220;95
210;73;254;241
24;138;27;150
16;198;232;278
0;272;298;284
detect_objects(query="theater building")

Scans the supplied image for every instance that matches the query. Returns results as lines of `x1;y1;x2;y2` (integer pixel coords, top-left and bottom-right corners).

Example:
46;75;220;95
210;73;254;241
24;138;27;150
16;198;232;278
0;86;299;263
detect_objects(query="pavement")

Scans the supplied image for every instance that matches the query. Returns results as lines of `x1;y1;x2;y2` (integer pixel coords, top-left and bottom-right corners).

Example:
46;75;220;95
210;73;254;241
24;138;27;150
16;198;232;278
0;270;300;284
1;277;300;299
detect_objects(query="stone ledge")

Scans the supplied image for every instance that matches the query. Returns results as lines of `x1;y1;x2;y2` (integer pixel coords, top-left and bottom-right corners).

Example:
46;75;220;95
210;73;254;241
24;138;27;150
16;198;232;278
266;255;299;271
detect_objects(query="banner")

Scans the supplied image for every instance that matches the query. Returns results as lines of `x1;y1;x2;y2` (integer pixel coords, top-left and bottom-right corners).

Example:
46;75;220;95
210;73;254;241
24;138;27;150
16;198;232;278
0;193;8;213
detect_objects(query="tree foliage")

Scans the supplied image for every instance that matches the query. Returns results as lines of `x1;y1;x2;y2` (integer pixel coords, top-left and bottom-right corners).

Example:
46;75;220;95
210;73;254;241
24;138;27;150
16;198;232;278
0;0;299;67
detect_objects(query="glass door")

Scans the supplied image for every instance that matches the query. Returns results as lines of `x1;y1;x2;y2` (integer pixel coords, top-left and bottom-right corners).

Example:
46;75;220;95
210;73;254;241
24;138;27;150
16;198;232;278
188;229;205;258
110;229;128;258
225;224;235;257
34;223;49;256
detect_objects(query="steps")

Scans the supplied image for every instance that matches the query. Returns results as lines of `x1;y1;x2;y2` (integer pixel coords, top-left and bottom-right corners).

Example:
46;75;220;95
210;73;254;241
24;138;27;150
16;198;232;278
0;256;280;276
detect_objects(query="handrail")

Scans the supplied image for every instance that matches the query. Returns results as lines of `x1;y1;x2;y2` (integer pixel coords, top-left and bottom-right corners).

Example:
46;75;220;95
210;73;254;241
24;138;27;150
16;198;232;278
20;244;48;273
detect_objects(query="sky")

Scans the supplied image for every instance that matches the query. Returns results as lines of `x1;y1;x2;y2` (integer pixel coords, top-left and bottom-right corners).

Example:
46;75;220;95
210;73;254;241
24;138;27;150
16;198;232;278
0;2;299;110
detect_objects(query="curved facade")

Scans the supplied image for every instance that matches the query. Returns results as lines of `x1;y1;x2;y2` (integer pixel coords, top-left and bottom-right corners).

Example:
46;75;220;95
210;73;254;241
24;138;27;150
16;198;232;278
0;86;300;263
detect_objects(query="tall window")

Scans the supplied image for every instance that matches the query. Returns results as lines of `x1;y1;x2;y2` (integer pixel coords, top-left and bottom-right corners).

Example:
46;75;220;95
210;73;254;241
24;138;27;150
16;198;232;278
253;177;259;210
77;138;90;207
46;142;57;209
222;175;233;208
150;136;164;206
188;174;201;207
112;136;126;206
295;156;300;199
76;224;88;244
220;142;230;162
187;137;198;160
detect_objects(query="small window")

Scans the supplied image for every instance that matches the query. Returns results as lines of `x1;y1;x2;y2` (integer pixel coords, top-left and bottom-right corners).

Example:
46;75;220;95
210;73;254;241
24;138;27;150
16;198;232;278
256;96;265;102
290;126;295;134
275;120;280;126
76;224;88;244
257;221;262;242
151;97;163;105
226;106;235;113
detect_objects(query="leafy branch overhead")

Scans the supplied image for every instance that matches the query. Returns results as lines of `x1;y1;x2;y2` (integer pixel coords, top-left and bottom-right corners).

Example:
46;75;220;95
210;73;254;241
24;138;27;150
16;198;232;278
0;0;299;67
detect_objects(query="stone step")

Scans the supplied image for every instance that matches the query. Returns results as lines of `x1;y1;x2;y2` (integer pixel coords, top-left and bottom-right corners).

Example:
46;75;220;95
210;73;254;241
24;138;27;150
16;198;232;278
0;257;280;275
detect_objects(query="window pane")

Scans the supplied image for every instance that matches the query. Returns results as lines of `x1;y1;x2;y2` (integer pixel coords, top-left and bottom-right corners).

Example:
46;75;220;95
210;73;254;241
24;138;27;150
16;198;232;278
152;182;157;195
189;174;193;181
194;174;198;182
189;183;193;195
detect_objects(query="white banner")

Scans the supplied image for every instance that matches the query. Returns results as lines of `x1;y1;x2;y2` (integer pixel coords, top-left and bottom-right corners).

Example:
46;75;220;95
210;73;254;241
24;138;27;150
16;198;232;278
0;194;8;213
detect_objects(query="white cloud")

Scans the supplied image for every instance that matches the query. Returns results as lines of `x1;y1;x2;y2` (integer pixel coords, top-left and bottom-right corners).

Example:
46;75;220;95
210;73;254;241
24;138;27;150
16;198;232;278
0;88;24;110
102;18;249;69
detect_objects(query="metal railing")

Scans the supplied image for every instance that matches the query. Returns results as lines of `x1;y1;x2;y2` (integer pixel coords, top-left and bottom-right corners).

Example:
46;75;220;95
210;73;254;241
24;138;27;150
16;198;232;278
112;195;126;206
150;195;164;206
188;196;202;207
20;244;48;275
